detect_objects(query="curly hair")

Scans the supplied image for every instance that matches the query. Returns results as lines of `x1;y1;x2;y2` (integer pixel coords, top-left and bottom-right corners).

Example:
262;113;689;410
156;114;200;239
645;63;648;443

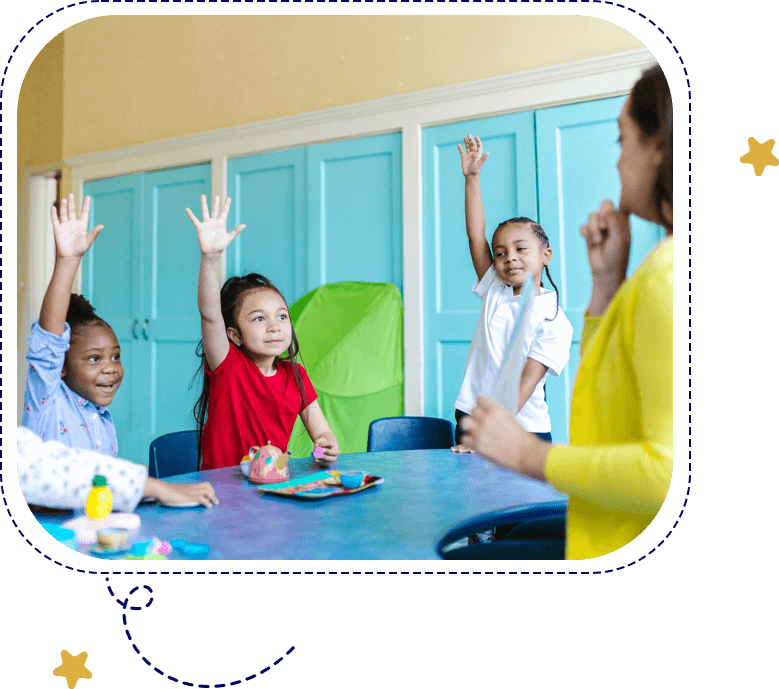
66;294;108;333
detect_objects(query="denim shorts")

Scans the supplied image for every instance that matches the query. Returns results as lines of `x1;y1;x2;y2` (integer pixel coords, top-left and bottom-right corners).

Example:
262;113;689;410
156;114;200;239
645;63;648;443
454;408;552;445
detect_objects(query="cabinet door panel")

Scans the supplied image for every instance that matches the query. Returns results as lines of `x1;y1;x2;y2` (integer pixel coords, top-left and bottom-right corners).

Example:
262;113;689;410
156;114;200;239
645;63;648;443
83;174;145;460
143;164;211;442
227;148;307;303
307;133;402;292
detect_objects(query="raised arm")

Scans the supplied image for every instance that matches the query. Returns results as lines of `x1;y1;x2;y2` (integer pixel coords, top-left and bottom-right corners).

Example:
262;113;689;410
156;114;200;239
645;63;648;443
39;194;104;336
457;134;493;283
185;195;246;371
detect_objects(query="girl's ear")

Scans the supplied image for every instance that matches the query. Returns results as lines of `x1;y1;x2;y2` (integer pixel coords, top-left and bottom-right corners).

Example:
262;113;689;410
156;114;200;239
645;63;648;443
543;246;553;266
226;327;243;347
61;353;71;380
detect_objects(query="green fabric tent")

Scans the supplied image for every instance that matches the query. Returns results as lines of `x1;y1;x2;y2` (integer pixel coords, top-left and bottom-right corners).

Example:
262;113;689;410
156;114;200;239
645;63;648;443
286;282;404;457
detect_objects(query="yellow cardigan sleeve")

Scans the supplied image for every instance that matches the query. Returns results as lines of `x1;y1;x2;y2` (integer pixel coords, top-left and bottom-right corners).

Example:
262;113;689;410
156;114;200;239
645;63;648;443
545;270;673;516
580;315;602;359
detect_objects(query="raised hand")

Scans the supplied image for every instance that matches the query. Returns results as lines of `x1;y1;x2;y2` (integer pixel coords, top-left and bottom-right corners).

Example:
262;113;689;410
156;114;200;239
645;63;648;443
458;134;489;177
49;193;104;260
185;195;246;256
580;200;632;315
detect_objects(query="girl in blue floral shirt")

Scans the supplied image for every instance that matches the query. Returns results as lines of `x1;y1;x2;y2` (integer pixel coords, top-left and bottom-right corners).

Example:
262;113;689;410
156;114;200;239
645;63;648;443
23;193;122;457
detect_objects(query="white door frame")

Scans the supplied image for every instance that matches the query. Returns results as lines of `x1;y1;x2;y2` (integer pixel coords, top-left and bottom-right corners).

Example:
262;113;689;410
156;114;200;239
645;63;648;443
23;48;655;416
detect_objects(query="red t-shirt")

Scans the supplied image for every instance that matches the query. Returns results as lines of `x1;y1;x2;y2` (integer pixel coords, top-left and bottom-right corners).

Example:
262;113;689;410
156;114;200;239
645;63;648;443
201;344;317;470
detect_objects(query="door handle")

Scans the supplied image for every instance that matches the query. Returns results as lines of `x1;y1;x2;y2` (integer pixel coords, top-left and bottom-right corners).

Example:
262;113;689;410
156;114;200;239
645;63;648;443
142;319;149;341
132;319;139;340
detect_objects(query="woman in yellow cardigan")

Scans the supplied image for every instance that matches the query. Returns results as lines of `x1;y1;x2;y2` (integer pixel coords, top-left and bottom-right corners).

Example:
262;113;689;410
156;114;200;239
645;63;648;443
460;64;673;560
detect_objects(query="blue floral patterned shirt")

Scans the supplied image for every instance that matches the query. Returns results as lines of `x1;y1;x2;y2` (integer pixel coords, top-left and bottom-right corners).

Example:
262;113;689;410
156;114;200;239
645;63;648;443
22;321;119;457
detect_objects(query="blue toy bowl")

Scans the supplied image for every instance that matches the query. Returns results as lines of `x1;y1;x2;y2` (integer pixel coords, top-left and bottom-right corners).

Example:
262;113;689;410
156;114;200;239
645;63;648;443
339;471;364;489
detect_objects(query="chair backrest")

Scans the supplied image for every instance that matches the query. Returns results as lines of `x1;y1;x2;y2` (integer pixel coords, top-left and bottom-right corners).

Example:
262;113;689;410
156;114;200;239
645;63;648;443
367;416;455;452
148;430;199;479
435;501;567;560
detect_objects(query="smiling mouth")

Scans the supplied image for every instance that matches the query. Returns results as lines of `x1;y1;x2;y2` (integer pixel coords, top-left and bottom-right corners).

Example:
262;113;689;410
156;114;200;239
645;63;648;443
96;383;118;394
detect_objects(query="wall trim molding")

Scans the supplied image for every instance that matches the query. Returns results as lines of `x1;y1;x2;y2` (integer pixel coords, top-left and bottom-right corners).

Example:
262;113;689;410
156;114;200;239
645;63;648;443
64;49;653;175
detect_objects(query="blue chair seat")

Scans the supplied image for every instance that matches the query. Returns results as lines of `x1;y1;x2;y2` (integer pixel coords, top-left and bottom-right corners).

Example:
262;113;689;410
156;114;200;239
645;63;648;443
367;416;455;452
436;501;567;560
148;430;199;479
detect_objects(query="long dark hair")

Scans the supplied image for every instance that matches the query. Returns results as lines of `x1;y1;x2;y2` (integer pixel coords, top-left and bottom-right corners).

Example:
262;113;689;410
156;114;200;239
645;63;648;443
629;64;673;231
493;217;560;321
191;273;309;467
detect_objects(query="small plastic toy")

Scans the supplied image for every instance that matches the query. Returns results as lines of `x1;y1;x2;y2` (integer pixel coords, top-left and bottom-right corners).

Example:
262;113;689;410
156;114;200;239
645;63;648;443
85;475;112;519
338;471;364;489
244;441;291;485
170;539;210;559
129;537;172;557
312;446;325;461
96;527;129;550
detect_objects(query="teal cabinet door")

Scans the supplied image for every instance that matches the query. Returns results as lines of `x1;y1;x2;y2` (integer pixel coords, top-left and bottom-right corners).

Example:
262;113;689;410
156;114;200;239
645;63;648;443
536;96;665;442
83;163;210;463
83;174;145;461
227;133;402;303
227;148;307;303
422;112;537;423
307;133;403;293
142;164;210;444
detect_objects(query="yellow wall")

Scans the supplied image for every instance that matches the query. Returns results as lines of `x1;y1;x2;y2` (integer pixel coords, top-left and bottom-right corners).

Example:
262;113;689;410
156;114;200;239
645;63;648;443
16;33;65;398
61;15;643;157
17;15;641;417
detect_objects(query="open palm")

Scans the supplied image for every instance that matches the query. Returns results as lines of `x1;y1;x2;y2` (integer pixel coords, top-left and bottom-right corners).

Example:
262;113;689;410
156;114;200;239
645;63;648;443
185;195;246;256
50;193;104;259
458;134;489;177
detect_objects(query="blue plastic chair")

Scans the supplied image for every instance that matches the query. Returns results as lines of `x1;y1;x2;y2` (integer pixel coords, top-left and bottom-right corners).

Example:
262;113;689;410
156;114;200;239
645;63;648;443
436;501;567;560
148;430;199;479
367;416;456;452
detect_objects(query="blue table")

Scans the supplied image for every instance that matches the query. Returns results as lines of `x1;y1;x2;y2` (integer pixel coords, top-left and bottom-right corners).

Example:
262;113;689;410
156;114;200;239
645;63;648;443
38;450;566;560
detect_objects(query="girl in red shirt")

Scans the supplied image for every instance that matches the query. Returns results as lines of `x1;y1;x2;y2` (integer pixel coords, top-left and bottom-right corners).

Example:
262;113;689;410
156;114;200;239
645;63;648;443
185;195;340;470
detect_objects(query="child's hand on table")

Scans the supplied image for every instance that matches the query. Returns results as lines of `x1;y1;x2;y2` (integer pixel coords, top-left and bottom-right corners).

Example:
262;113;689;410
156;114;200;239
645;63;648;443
145;477;219;508
313;435;340;467
450;444;475;454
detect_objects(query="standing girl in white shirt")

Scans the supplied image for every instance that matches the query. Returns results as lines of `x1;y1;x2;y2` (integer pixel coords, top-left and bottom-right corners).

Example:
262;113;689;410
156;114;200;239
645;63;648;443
452;134;573;452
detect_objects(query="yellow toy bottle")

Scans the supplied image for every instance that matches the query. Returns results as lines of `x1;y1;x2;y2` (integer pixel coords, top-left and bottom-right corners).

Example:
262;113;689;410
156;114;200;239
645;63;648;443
85;475;113;520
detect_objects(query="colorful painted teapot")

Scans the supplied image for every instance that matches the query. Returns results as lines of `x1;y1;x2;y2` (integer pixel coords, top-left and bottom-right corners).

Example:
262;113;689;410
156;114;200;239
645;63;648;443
244;441;291;485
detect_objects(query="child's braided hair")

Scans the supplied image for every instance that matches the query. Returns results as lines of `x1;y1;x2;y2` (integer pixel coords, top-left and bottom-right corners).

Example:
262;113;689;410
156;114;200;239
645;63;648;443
494;217;560;321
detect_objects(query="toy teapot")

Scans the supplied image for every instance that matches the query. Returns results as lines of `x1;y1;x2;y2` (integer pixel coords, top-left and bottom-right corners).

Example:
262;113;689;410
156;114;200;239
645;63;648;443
244;441;292;485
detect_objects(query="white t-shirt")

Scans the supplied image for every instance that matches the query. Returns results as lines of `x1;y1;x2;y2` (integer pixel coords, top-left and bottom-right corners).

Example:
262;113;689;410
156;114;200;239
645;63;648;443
454;266;573;433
